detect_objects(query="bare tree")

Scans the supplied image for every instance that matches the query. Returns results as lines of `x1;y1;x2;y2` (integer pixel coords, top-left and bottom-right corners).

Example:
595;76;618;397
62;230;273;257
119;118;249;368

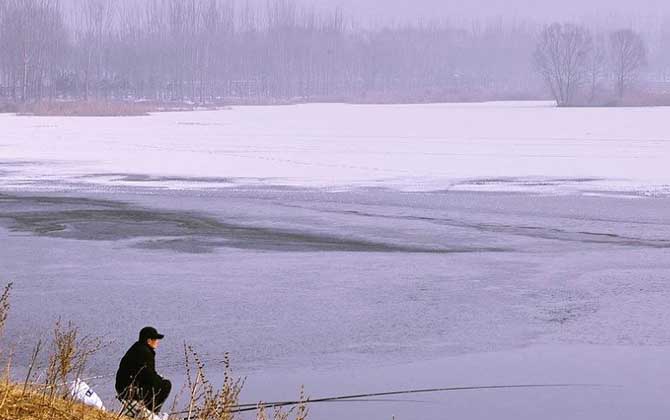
609;28;647;99
534;23;593;106
0;0;66;103
3;1;669;106
587;35;607;104
75;0;114;100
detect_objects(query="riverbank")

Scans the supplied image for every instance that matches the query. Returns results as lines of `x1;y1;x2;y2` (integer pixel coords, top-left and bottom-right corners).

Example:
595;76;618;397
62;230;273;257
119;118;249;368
0;382;116;420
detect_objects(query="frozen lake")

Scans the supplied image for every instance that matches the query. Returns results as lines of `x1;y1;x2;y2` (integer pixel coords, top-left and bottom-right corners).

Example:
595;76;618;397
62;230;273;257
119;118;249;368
1;101;670;195
3;188;670;419
2;102;670;419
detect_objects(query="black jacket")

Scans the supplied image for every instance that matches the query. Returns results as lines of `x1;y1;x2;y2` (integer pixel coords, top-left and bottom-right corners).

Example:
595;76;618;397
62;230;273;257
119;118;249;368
115;341;164;396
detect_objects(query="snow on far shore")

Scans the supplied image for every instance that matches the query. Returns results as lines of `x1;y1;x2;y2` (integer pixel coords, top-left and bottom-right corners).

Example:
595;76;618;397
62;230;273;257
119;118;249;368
1;101;670;196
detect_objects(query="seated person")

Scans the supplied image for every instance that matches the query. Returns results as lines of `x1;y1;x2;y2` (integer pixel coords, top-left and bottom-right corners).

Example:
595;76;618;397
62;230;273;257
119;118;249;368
115;326;171;414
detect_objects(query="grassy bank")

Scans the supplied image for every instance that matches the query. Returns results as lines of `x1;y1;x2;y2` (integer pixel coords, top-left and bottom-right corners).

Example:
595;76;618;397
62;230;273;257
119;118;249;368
0;382;117;420
0;283;308;420
0;100;222;116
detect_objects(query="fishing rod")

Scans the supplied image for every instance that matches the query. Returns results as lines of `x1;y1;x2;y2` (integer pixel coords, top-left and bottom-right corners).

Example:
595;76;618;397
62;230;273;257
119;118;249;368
171;382;607;416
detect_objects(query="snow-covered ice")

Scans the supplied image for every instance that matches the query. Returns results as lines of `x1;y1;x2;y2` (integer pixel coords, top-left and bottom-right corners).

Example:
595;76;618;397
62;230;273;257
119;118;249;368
2;101;670;195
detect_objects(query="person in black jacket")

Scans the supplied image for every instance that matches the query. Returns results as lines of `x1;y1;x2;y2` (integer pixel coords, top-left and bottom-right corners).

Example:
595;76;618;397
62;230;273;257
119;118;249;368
115;326;172;413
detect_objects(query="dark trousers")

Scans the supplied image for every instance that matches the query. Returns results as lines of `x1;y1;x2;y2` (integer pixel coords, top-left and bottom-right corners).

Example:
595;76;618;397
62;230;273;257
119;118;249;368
142;379;172;413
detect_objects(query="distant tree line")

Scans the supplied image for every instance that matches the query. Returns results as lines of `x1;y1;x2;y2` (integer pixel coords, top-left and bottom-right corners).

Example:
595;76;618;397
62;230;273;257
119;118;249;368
0;0;669;106
534;23;651;106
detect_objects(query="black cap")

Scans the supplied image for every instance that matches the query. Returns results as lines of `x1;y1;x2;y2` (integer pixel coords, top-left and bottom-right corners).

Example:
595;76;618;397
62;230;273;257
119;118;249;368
139;326;164;341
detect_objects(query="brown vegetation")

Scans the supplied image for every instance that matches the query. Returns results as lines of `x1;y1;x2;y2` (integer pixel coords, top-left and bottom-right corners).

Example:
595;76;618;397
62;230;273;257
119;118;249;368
0;282;309;420
0;382;117;420
175;346;308;420
15;101;154;117
0;100;229;116
600;91;670;107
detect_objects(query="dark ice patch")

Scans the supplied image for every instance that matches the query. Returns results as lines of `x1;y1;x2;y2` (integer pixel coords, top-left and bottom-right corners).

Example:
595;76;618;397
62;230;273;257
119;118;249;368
0;194;495;254
80;173;236;184
280;203;670;249
452;176;605;188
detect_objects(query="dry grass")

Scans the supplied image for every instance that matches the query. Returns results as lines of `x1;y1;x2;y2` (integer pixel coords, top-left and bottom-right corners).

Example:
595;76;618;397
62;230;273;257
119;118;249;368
255;387;309;420
1;100;220;116
176;345;309;420
607;91;670;107
42;320;104;401
0;283;11;336
0;282;119;420
175;346;243;420
1;322;112;420
15;101;153;116
0;381;122;420
1;282;310;420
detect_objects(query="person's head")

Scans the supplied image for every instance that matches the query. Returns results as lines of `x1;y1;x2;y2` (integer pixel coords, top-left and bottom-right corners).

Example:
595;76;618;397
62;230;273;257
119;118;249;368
147;338;161;349
139;326;164;349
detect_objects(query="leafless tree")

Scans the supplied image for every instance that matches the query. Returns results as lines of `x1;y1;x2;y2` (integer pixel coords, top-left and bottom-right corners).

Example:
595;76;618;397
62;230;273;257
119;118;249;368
74;0;114;100
0;0;66;103
534;23;593;106
1;0;548;104
2;1;669;106
587;35;607;104
609;28;647;99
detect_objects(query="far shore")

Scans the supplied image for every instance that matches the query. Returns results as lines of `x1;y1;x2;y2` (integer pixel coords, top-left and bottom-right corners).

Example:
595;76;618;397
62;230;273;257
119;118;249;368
3;94;670;117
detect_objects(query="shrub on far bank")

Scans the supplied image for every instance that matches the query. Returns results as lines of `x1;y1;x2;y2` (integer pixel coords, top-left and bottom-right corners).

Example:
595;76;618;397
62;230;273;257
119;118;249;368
560;89;670;107
0;100;223;117
15;101;153;117
602;91;670;107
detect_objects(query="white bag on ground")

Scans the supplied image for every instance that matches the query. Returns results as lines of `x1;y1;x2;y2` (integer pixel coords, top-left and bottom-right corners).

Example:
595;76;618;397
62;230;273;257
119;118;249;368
70;379;106;411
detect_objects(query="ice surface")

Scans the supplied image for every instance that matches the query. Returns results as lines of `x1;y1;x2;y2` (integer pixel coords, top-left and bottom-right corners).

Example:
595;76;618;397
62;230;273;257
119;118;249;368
3;102;670;419
2;188;670;419
2;101;670;195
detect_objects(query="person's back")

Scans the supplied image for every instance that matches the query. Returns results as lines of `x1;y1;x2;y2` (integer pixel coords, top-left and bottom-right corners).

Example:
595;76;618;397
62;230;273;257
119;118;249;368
115;327;171;414
115;341;159;395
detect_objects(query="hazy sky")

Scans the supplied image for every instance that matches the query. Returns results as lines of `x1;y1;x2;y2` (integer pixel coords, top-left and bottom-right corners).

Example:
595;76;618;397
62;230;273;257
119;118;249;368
304;0;670;24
